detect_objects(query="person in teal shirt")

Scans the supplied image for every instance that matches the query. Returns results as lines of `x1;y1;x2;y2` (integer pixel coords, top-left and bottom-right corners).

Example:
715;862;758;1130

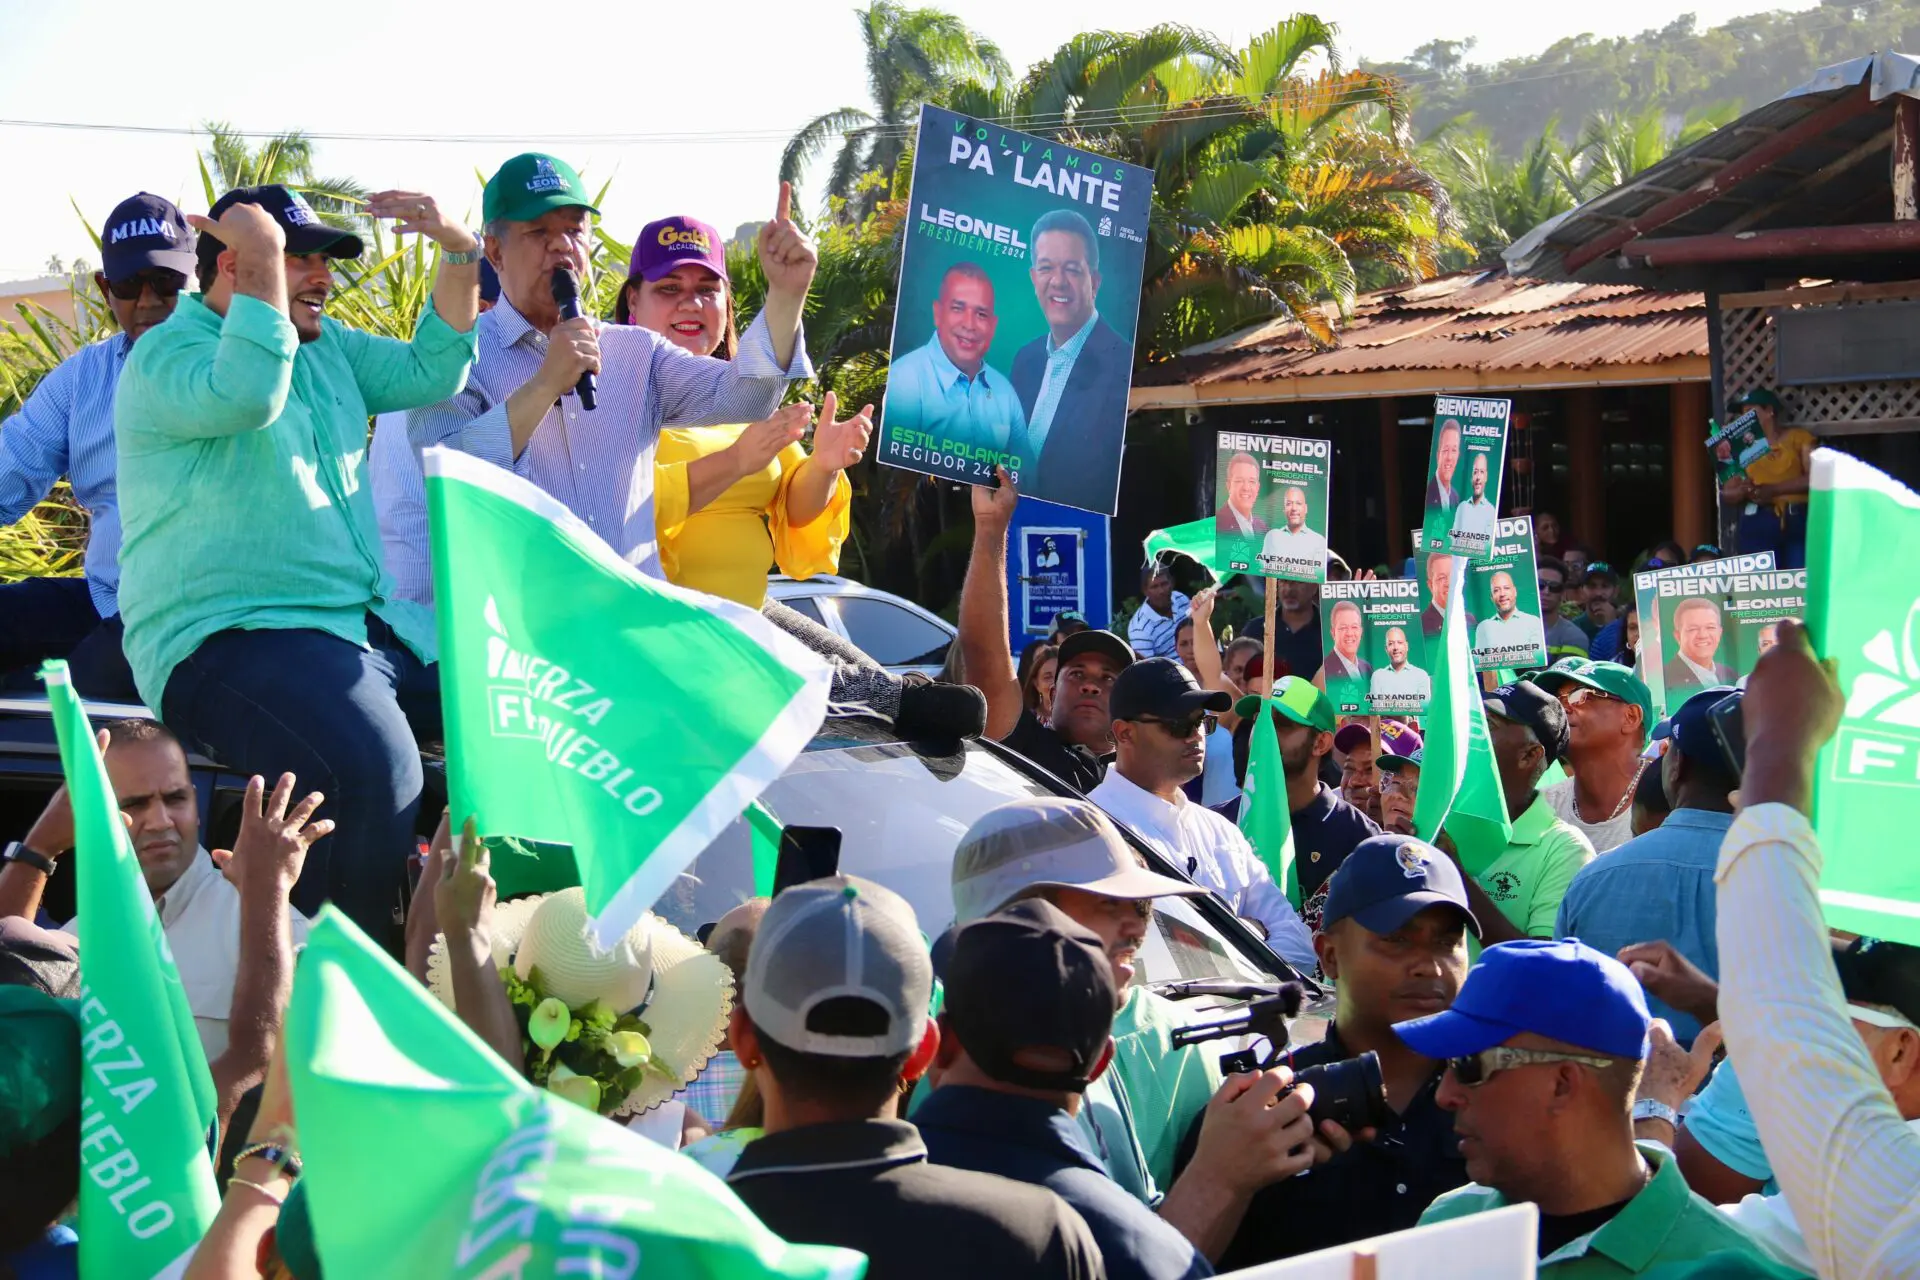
884;263;1026;466
114;183;479;948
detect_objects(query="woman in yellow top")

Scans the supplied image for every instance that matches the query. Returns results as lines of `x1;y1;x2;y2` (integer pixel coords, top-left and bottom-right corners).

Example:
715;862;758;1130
1721;387;1815;570
616;215;984;739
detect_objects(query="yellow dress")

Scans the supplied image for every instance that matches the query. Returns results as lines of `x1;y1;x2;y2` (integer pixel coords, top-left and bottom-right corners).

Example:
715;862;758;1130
653;425;851;608
1743;427;1815;515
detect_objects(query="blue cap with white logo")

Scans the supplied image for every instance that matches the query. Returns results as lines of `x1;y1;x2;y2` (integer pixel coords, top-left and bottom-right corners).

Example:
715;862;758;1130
1393;937;1651;1060
1653;685;1738;767
1322;833;1479;939
99;192;195;283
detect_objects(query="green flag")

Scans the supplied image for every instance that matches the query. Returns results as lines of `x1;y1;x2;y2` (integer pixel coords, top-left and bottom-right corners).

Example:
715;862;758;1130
1412;557;1513;871
425;447;830;946
747;800;782;898
1144;519;1231;578
43;661;219;1279
1807;449;1920;944
286;907;865;1279
1238;702;1299;907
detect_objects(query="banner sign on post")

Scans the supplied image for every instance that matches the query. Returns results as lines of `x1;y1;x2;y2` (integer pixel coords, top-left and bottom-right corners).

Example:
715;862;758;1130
1807;448;1920;946
876;104;1152;515
1021;526;1085;635
1212;430;1333;583
1465;517;1548;673
1321;579;1428;716
1632;551;1798;718
1421;396;1511;561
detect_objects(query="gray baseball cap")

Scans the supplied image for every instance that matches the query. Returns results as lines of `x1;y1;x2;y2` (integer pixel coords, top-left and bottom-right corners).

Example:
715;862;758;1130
743;875;931;1058
950;798;1205;924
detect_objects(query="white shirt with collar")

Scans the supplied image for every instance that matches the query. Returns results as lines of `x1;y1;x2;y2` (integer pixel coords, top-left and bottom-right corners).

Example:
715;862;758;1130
64;848;310;1062
1678;651;1722;687
1088;768;1317;972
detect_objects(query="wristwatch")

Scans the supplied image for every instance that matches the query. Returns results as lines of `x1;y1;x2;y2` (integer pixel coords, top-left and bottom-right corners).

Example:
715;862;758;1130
1631;1098;1680;1128
442;242;485;266
2;842;57;876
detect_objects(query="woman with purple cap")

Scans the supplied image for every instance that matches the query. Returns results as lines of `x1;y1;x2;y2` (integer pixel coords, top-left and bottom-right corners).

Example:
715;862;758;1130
618;216;983;737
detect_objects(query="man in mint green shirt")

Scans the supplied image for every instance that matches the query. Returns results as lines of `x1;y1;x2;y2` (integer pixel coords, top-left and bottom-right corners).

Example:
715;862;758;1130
114;183;479;947
1397;939;1778;1276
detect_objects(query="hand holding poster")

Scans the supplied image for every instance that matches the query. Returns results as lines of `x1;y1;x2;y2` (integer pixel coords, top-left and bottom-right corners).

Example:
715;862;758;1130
1633;552;1803;717
877;105;1151;515
1420;396;1511;560
1707;409;1771;485
1321;579;1428;715
1214;430;1333;582
1466;518;1548;672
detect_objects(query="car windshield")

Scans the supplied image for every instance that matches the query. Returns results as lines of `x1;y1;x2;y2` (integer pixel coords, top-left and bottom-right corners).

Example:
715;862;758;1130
650;718;1282;992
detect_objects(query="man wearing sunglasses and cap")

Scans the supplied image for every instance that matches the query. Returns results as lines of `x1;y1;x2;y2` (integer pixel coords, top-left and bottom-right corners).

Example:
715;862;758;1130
0;193;196;702
1401;939;1777;1273
115;181;480;946
1089;658;1315;972
1529;661;1654;855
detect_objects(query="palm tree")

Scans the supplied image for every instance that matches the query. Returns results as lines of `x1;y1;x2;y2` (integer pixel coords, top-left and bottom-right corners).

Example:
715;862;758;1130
1569;102;1740;200
1425;121;1578;265
782;3;1009;215
197;122;367;226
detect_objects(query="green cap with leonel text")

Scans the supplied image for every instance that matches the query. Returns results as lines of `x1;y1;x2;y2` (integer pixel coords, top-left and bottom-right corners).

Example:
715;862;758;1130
1233;675;1336;734
482;153;600;225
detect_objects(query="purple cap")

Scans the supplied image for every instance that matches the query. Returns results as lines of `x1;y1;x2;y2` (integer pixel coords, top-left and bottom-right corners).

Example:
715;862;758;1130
628;216;728;283
1334;721;1423;758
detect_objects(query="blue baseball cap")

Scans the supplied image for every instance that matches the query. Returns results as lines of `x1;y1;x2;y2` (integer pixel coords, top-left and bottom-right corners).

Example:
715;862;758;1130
208;185;364;259
1322;834;1479;939
1392;937;1651;1059
99;192;196;283
1654;686;1738;765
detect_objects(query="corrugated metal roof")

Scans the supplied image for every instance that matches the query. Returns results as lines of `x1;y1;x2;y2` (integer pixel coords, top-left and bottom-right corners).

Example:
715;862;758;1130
1142;269;1706;389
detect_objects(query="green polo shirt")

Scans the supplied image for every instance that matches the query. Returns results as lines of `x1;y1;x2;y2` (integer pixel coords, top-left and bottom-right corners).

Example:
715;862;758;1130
1108;985;1224;1193
1471;790;1595;940
1420;1142;1781;1276
115;293;476;708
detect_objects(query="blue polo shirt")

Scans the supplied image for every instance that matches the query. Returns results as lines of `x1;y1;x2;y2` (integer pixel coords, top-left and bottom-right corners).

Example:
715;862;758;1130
917;1085;1213;1280
1553;807;1732;1044
885;332;1027;454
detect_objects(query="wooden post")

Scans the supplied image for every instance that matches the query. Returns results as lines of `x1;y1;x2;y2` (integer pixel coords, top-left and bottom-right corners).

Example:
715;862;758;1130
1895;96;1920;222
1669;381;1711;551
1565;388;1605;552
1380;398;1404;566
1263;584;1279;695
1369;714;1380;757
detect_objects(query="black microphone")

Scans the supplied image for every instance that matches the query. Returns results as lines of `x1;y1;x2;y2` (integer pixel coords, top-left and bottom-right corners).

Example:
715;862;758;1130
549;267;597;412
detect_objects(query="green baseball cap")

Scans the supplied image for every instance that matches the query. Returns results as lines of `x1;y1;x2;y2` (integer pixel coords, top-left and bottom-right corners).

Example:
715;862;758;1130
482;153;599;226
1233;675;1335;734
1530;660;1654;742
0;986;79;1158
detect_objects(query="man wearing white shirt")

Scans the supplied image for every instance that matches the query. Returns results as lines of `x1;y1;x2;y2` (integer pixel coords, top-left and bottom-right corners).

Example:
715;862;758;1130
1259;486;1327;578
1448;453;1496;549
1;717;318;1128
1088;658;1316;972
1367;627;1430;708
1473;570;1545;658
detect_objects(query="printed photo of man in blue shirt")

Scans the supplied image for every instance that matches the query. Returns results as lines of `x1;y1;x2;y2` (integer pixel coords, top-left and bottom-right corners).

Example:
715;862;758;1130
886;263;1026;457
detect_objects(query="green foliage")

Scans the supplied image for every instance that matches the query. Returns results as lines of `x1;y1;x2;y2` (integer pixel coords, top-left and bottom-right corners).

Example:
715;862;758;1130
199;122;368;228
0;280;112;582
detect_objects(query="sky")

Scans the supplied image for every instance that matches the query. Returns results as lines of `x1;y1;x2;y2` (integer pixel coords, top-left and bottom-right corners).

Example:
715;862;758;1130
0;0;1819;280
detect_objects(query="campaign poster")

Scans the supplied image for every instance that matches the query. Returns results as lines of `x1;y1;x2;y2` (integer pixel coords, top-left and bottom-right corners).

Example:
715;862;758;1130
1464;518;1548;673
1321;579;1428;716
876;104;1152;515
1633;552;1799;717
1420;395;1511;561
1213;430;1333;584
1021;526;1085;635
1706;410;1770;485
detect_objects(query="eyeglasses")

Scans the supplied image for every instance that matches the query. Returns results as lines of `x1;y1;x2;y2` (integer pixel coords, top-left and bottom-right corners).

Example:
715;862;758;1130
1562;688;1623;709
1136;713;1217;739
1447;1046;1616;1086
1539;579;1565;594
106;270;187;301
1849;1002;1920;1032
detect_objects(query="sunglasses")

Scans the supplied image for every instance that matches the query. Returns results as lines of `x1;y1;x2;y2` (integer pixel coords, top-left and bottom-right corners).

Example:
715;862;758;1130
1136;713;1218;738
1562;687;1623;709
1447;1046;1616;1086
1539;580;1565;594
105;270;188;301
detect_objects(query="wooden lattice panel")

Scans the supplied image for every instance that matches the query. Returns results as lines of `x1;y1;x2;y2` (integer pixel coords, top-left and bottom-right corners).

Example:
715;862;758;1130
1721;287;1920;434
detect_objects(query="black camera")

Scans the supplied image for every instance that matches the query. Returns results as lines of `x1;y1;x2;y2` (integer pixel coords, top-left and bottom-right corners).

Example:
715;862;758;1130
1163;980;1394;1133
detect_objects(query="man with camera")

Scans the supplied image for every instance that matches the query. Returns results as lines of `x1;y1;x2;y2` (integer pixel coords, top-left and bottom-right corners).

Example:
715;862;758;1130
1191;834;1477;1267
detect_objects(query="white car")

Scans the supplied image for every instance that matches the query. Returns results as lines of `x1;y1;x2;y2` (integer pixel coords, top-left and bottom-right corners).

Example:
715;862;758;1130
765;574;955;678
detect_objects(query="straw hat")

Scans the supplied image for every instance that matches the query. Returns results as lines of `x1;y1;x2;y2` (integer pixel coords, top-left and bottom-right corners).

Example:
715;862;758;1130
428;888;732;1117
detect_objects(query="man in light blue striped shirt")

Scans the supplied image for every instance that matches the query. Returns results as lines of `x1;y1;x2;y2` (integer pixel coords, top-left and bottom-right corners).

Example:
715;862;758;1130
0;193;194;702
405;154;814;579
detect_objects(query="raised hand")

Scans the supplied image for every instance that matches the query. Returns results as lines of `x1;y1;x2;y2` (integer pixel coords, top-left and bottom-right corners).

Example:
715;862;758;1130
213;773;332;895
970;465;1020;533
1618;939;1719;1027
756;181;818;301
433;817;496;947
729;402;811;474
810;390;874;472
186;202;285;259
364;190;478;253
1189;586;1217;627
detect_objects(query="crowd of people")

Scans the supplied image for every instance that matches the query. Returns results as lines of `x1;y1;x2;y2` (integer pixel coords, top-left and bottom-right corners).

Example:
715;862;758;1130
0;161;1907;1280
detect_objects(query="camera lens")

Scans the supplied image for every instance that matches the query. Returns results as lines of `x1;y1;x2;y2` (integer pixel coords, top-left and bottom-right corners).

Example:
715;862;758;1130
1295;1050;1392;1132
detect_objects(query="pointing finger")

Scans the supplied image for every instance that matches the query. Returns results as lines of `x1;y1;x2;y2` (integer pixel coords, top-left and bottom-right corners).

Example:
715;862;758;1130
244;774;266;820
185;214;225;242
775;180;792;224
